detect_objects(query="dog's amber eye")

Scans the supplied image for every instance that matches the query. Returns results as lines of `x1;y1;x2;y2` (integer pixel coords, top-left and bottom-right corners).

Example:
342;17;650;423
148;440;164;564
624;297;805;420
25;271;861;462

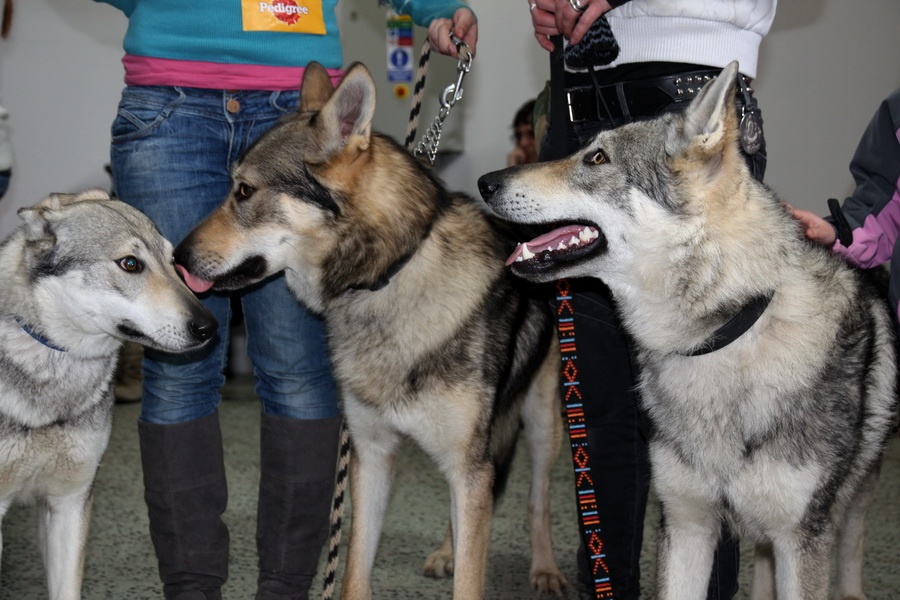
236;183;255;201
590;149;609;165
118;256;143;273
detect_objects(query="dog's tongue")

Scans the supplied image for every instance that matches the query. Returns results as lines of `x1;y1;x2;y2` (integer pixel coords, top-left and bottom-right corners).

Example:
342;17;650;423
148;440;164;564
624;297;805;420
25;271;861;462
176;264;215;293
506;225;599;266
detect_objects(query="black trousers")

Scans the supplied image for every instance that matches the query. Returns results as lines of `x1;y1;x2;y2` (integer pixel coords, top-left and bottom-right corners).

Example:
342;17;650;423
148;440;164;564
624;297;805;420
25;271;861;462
544;59;766;600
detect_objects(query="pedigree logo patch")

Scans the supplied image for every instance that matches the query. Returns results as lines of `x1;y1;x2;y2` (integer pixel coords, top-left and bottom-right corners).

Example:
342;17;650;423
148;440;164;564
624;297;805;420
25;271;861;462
242;0;326;34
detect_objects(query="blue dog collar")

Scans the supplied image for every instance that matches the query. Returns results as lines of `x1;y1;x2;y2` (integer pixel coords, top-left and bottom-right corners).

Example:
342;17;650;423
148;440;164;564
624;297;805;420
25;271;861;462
14;316;68;353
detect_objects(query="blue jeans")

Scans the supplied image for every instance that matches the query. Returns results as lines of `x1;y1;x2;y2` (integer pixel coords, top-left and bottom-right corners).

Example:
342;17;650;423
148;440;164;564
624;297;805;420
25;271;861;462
110;86;339;424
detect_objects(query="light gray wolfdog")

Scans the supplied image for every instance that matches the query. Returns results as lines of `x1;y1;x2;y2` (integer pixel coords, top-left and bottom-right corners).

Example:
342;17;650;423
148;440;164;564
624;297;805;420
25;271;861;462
478;61;898;600
0;190;216;600
172;62;567;600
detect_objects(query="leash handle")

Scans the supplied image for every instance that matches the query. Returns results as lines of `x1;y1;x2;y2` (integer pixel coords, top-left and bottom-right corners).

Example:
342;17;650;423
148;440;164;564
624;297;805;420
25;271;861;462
828;198;854;247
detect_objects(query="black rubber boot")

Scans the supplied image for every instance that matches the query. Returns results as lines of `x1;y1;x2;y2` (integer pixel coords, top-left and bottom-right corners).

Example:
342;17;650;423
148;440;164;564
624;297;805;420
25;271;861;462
255;413;342;600
139;412;230;600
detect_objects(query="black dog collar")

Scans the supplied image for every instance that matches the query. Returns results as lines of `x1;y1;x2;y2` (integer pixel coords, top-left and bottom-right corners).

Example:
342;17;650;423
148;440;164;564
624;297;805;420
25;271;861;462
680;292;774;357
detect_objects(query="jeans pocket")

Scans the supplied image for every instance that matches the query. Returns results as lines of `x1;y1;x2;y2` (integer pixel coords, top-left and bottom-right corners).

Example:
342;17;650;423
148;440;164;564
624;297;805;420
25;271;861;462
111;87;185;145
268;89;301;115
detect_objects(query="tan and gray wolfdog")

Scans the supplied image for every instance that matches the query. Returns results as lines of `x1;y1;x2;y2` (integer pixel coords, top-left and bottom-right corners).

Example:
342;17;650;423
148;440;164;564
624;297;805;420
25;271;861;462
173;62;568;600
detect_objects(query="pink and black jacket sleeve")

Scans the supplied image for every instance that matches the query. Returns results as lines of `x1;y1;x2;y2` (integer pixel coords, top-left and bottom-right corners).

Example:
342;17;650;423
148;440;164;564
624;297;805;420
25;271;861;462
830;88;900;319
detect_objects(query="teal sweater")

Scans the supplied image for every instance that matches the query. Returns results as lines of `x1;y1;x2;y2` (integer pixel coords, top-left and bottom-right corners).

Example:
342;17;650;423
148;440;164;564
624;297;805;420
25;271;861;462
95;0;469;70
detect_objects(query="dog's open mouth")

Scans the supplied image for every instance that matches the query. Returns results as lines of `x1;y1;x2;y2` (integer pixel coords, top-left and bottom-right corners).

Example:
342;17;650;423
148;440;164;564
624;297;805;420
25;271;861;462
507;224;605;269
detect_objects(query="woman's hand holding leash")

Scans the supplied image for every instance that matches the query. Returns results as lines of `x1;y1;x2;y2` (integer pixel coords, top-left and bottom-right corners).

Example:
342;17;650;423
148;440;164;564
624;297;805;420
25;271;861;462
428;7;477;58
530;0;616;49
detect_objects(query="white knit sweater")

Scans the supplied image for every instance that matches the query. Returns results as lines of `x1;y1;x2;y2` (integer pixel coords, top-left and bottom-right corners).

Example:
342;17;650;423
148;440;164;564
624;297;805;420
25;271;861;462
598;0;778;79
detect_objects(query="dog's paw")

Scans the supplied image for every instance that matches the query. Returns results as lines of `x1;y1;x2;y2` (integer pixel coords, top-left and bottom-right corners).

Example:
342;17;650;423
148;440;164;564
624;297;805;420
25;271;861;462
422;549;454;579
531;568;568;597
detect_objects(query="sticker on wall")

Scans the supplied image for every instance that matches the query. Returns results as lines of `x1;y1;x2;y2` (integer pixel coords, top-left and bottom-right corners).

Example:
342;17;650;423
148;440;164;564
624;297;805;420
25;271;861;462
242;0;326;35
385;10;413;84
394;84;410;100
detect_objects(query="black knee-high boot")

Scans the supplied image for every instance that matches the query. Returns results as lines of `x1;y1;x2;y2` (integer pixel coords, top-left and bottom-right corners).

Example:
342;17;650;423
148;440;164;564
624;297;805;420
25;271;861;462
139;412;230;600
256;413;342;600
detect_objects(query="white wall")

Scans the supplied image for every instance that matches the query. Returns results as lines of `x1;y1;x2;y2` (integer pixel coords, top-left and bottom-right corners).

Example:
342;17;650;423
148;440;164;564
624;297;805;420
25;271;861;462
1;1;899;240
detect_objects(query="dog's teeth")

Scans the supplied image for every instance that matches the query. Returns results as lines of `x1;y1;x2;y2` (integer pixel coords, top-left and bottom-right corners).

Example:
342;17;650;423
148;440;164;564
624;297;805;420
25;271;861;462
515;256;524;262
569;236;580;247
521;244;535;260
557;241;567;251
579;228;592;242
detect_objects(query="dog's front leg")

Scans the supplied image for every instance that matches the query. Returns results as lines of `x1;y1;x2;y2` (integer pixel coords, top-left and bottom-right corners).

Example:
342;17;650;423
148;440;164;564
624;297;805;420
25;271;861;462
652;446;719;600
654;509;720;600
340;410;401;600
0;498;9;587
522;347;567;595
40;488;93;600
749;543;776;600
832;468;879;600
447;461;493;600
772;526;834;600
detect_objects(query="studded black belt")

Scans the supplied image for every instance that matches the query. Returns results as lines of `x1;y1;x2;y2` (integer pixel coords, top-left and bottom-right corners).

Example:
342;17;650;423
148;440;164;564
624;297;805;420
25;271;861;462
566;68;741;123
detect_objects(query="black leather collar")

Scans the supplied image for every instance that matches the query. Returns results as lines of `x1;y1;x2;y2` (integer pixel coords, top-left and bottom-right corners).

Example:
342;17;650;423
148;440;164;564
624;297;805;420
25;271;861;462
348;250;416;292
680;292;774;357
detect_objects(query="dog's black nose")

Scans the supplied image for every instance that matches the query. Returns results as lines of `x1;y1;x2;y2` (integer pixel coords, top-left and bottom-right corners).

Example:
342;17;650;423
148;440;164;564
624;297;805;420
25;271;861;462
189;315;219;342
477;172;502;201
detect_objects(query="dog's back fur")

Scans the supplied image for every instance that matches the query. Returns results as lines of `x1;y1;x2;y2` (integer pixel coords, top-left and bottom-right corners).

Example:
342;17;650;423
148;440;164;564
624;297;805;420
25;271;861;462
479;62;898;600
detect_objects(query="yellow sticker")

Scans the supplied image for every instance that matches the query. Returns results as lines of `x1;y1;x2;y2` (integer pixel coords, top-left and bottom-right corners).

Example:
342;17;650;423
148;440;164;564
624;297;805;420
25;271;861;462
242;0;326;35
394;84;410;100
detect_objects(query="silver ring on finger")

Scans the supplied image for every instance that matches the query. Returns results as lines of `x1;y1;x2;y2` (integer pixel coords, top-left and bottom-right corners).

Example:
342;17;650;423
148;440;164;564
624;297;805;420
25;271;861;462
569;0;586;12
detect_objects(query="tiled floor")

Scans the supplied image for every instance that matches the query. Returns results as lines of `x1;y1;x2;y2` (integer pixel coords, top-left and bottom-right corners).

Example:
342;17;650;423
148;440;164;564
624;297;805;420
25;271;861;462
0;378;897;599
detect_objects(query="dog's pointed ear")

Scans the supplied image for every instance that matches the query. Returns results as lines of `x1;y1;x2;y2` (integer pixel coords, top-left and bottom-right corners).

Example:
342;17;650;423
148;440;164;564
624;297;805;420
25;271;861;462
317;62;376;154
17;194;66;248
299;61;335;113
71;188;111;202
668;61;741;158
17;190;112;245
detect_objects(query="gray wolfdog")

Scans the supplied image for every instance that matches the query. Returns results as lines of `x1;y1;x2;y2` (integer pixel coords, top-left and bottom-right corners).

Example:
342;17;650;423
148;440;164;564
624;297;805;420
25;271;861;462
172;62;567;600
0;190;216;600
478;61;898;600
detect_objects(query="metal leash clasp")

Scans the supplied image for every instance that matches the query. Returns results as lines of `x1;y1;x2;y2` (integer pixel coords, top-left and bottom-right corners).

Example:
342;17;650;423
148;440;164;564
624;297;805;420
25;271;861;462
440;35;473;110
413;34;473;165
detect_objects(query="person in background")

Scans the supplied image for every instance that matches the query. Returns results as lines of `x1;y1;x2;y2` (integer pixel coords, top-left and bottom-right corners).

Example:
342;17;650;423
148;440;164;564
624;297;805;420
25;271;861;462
92;1;477;599
790;88;900;322
528;1;775;598
507;98;539;166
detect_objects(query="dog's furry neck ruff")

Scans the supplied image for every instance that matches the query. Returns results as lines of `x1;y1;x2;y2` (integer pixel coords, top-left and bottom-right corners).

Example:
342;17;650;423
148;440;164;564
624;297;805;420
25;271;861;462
679;292;774;357
14;316;68;353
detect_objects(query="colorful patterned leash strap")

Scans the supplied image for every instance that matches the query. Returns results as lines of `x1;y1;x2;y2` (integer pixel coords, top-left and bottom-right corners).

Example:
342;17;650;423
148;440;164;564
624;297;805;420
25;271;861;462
320;421;351;600
557;278;616;600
